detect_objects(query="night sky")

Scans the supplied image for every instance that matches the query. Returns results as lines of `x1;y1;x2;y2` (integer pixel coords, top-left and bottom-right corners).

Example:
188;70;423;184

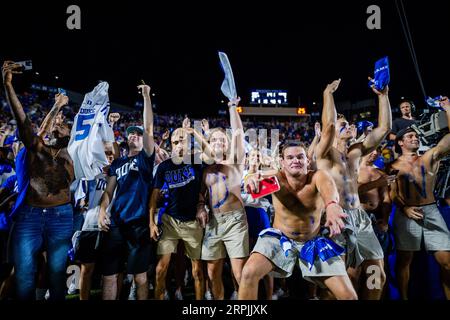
1;0;449;117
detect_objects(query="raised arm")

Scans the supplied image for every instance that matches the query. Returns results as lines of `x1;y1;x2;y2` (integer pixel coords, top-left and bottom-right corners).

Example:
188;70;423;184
228;97;245;165
424;98;450;166
138;84;155;156
322;79;340;129
359;85;392;156
316;80;340;159
307;122;321;161
38;94;68;138
184;127;215;163
2;61;37;149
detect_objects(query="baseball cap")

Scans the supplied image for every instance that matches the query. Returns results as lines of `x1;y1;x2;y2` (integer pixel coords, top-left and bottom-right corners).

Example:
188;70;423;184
394;126;416;154
126;126;144;136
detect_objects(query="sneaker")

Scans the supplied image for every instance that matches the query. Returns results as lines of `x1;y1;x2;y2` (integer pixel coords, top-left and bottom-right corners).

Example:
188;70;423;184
271;293;279;300
229;290;238;300
204;290;213;300
148;283;154;291
174;289;183;300
128;282;137;300
44;289;50;300
164;290;170;300
67;278;78;295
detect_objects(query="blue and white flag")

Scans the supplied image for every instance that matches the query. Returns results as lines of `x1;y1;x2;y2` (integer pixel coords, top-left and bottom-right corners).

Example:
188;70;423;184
218;52;237;100
426;95;444;110
368;56;390;91
68;82;114;181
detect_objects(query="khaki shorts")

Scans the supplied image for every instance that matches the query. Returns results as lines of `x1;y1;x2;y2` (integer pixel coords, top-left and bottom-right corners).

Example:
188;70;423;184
201;209;249;260
252;232;347;287
335;208;384;268
393;203;450;252
157;214;204;260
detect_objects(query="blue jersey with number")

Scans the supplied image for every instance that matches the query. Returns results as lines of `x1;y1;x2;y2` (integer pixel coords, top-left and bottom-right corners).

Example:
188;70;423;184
108;150;155;224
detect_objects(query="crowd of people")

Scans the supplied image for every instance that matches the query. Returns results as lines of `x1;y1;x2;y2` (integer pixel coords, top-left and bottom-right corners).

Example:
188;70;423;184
0;60;449;301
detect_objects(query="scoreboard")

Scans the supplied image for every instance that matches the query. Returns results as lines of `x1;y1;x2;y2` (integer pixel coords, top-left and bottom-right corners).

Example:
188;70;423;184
250;90;288;105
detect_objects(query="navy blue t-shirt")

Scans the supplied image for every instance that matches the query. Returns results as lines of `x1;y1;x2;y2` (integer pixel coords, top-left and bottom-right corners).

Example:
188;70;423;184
153;158;204;222
108;150;155;224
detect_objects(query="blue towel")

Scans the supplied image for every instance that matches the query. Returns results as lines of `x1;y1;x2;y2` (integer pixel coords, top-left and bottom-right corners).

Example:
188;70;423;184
259;228;344;270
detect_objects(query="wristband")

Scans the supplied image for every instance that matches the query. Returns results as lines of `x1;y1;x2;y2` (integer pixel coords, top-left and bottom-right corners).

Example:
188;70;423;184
325;200;338;210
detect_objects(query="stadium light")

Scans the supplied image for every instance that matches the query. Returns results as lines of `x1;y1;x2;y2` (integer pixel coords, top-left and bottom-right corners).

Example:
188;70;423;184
297;107;306;115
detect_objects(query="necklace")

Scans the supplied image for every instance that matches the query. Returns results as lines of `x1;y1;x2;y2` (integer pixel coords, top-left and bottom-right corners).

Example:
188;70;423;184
51;148;62;161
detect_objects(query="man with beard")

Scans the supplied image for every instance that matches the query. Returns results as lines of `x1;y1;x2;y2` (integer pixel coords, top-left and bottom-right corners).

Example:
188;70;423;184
315;79;392;299
2;61;75;300
389;96;450;299
150;126;211;300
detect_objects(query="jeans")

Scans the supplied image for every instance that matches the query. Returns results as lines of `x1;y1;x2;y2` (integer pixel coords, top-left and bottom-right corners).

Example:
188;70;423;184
11;204;73;300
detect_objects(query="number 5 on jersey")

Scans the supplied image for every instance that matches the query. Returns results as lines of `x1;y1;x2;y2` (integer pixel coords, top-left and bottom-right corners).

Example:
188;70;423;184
75;113;95;141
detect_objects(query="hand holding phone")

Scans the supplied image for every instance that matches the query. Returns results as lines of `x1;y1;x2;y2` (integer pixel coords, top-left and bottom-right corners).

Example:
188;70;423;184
250;176;281;199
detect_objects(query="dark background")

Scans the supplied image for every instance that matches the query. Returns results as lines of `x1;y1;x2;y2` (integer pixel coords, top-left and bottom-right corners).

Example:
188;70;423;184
1;0;449;116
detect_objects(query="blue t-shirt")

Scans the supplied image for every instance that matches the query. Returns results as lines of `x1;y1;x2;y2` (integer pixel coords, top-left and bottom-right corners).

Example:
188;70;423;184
153;158;204;222
108;150;155;224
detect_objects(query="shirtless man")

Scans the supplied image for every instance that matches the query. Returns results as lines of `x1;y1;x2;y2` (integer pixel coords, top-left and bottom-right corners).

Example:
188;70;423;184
239;143;356;300
197;97;248;300
358;150;394;254
2;61;75;300
389;97;450;299
315;79;392;299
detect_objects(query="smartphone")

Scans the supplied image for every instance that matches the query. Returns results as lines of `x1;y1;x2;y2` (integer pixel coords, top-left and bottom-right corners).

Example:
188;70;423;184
58;88;67;95
16;60;33;71
250;176;281;199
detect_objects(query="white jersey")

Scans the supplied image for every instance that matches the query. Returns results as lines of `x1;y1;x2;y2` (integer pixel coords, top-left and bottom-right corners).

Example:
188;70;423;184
68;82;115;181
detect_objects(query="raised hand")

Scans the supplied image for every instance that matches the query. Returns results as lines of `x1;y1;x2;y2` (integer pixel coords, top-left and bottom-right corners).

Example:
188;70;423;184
2;61;22;85
324;79;341;94
314;122;321;138
108;112;121;124
440;96;450;109
369;77;389;96
54;93;69;108
228;96;241;107
137;84;151;97
162;129;170;141
182;116;191;129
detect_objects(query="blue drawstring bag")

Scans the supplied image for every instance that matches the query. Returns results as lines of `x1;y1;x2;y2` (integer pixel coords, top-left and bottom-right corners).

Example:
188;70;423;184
368;56;390;91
